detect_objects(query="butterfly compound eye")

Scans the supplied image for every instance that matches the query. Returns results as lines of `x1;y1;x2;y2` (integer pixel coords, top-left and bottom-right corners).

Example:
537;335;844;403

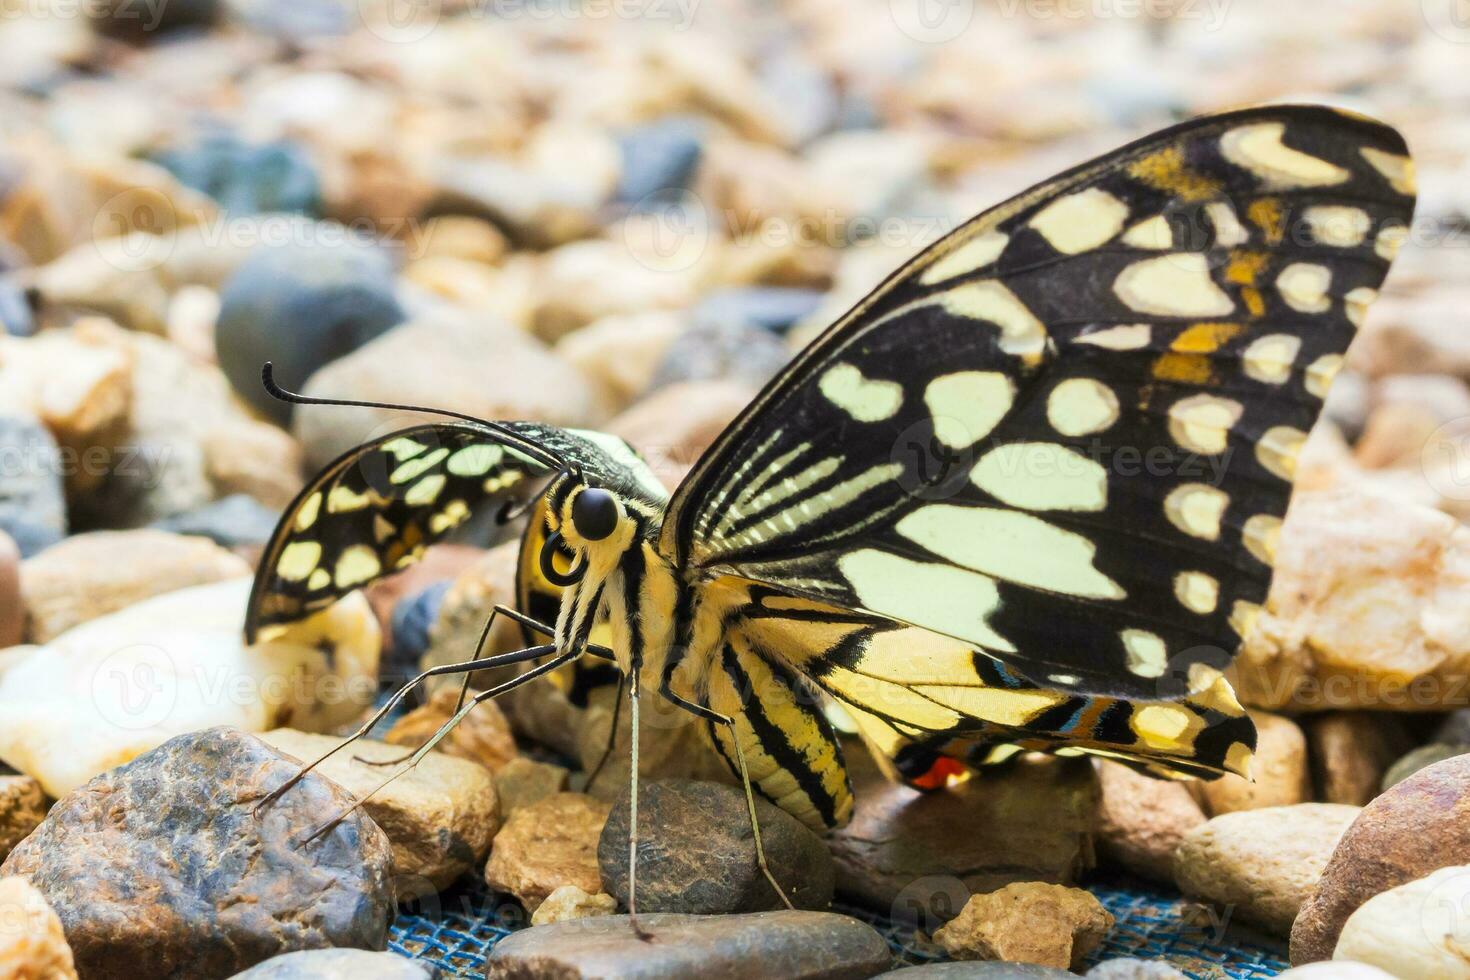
571;488;620;541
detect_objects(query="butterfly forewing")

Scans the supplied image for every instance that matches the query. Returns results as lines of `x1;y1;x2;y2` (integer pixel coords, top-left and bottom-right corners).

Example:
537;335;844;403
246;423;552;642
661;105;1415;701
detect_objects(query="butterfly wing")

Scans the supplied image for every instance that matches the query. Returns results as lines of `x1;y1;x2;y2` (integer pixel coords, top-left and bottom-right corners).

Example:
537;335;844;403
246;423;553;642
661;105;1415;701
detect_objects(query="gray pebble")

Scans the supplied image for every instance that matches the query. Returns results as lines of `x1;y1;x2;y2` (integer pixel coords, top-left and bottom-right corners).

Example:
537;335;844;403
0;414;66;557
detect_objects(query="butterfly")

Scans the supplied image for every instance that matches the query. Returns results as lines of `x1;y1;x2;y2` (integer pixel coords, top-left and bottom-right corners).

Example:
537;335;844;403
248;105;1415;910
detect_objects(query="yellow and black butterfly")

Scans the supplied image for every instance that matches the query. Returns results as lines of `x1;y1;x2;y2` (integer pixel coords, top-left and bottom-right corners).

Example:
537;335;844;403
249;105;1415;908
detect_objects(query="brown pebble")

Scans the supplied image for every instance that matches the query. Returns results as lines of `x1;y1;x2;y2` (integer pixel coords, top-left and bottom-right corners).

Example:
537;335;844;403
933;882;1113;970
485;792;610;912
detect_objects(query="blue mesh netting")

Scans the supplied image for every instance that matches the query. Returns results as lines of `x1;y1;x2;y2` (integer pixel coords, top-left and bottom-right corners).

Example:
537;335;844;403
388;872;1288;977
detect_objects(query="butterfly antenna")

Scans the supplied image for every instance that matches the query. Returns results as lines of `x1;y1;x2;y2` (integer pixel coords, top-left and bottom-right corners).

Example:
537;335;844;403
260;362;565;469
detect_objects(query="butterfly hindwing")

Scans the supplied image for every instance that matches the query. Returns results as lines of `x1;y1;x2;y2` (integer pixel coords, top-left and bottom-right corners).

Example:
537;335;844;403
661;105;1415;701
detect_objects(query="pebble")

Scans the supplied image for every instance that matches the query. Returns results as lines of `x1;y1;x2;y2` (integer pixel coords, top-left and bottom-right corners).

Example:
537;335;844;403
1085;961;1188;979
1436;710;1470;746
0;530;19;648
1094;760;1206;883
0;578;379;797
485;911;891;980
152;133;321;216
260;728;499;893
215;238;406;423
0;278;32;337
1276;964;1397;979
387;581;452;673
0;414;65;558
691;286;825;336
292;313;600;470
1292;753;1470;965
227;948;439;979
554;311;687;411
484;792;610;913
1383;743;1469;790
200;416;306;511
1333;865;1470;979
829;752;1098;927
0;876;77;980
152;494;283;551
1172;804;1361;937
615;117;706;204
530;240;703;342
0;776;46;864
0;727;394;979
494;757;570;817
1306;712;1412;806
1235;488;1470;712
880;967;1073;978
932;882;1113;971
606;379;760;490
1196;710;1311;814
18;529;250;643
648;317;792;393
530;885;618;927
598;779;835;914
382;686;519;775
90;0;219;39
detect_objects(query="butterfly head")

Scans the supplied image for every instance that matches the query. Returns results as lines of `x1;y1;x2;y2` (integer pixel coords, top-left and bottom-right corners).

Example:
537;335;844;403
539;472;637;586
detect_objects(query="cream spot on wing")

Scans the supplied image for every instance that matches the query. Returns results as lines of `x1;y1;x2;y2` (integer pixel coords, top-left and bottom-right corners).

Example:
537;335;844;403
334;544;381;589
1229;599;1262;639
896;505;1125;600
277;541;322;582
1174;571;1220;615
1027;187;1129;254
1076;324;1151;350
1165;483;1229;541
819;363;904;423
293;492;322;532
1345;286;1377;328
1277;263;1332;314
1242;333;1301;385
1304;205;1371;247
1122;629;1168;678
941;282;1049;362
430;499;471;534
380;436;429;461
404;474;447;507
390;447;449;485
1114;254;1234;317
373;514;395;543
307;568;331;591
1220;122;1350;189
327;485;373;513
1243;513;1282;565
1206;201;1249;247
446;443;504;477
1360;146;1416;195
1375;223;1408;261
1167;394;1243;455
1226;741;1255;777
970;442;1108;512
1046;378;1120;436
921;230;1009;284
1306;353;1343;398
838;549;1015;653
1257;425;1307;481
1049;673;1080;686
1133;704;1194;748
1122;213;1173;250
924;371;1014;450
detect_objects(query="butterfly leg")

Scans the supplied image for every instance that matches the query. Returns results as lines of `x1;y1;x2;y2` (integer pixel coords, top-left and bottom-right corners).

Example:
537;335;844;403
299;648;580;844
625;654;654;940
656;677;796;912
355;603;557;767
255;641;557;813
